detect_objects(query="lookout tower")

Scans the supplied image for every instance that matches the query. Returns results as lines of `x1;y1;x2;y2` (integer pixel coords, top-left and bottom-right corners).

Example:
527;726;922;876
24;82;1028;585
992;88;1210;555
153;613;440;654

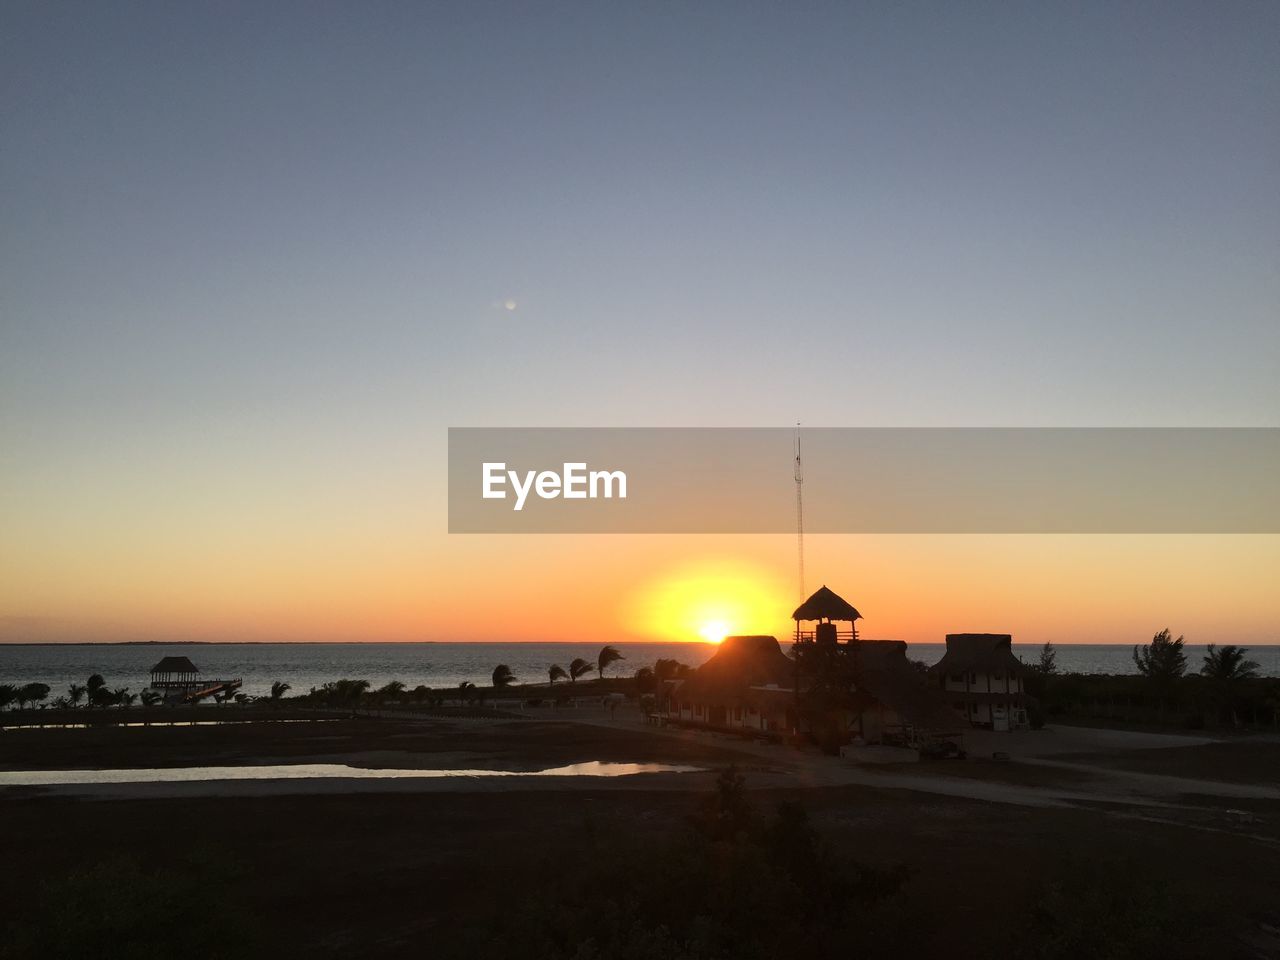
792;585;862;645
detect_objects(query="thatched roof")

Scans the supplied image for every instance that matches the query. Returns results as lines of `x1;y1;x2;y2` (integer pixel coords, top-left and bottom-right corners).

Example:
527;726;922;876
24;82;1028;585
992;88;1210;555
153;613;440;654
855;640;966;733
674;636;794;706
931;634;1023;676
792;585;862;622
150;656;199;675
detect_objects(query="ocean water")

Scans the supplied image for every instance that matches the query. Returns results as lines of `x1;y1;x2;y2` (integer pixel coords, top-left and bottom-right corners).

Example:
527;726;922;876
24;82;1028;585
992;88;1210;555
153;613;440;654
1;641;1277;701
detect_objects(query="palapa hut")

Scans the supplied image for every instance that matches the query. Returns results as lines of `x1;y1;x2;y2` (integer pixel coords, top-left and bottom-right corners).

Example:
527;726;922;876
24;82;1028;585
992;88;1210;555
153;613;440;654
792;585;861;644
930;633;1029;731
147;655;243;702
666;635;797;735
149;655;201;687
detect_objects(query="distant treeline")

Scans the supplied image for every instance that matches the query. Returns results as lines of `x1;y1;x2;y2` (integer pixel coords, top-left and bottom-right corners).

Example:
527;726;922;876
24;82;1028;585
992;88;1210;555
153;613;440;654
1026;632;1278;730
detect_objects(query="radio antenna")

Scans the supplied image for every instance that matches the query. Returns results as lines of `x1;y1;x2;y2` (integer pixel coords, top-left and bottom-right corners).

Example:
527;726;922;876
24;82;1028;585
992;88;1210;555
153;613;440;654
794;422;805;603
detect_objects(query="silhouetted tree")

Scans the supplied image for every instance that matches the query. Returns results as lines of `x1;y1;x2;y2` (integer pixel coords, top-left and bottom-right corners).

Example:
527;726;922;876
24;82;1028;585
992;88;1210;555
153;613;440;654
314;678;371;706
140;690;162;708
1201;644;1260;683
68;682;86;708
569;658;594;682
1133;629;1186;682
270;680;291;702
689;765;753;841
492;664;516;688
548;664;568;685
634;666;656;694
1037;641;1058;675
375;680;405;701
0;684;16;711
652;658;689;709
597;645;624;679
17;682;50;710
86;674;108;708
1200;644;1261;727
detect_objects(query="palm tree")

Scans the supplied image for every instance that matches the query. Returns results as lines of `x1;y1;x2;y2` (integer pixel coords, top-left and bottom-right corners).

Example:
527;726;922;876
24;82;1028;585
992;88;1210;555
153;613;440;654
597;645;624;680
569;658;594;683
1201;644;1261;682
68;683;86;708
548;664;568;685
111;687;131;709
140;690;162;708
0;684;18;711
270;681;291;702
457;681;476;706
119;691;138;709
1201;644;1261;727
492;664;516;688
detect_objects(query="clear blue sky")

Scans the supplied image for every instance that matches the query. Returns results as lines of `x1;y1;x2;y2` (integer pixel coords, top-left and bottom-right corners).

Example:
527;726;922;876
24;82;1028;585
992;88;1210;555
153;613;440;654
2;2;1277;643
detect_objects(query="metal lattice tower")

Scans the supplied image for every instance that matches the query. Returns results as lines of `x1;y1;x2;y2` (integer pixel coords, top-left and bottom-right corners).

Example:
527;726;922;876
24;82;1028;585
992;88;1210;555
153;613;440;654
794;422;805;604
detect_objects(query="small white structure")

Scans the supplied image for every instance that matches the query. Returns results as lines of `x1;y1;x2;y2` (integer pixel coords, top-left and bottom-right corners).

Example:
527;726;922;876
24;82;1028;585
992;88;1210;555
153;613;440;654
930;634;1029;731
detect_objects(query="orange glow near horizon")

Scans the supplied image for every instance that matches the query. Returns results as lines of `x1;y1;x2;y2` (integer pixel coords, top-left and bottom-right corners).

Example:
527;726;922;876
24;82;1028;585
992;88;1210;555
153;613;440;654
2;530;1279;646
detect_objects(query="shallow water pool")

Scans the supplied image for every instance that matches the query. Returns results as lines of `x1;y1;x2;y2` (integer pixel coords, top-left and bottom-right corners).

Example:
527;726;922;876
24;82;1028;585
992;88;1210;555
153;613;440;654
0;761;703;786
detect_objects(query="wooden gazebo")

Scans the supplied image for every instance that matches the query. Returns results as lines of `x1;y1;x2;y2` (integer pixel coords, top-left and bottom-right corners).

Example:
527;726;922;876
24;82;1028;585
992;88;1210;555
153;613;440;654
147;656;243;702
149;656;200;687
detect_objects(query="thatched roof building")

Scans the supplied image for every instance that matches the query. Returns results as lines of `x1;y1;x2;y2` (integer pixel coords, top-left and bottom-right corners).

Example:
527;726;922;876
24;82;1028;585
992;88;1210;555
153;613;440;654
792;585;862;623
149;656;199;683
673;635;794;707
931;634;1023;677
930;634;1030;731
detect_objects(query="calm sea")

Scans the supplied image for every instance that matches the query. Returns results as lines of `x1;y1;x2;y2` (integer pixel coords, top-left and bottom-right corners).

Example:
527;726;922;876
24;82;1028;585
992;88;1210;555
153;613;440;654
1;642;1277;700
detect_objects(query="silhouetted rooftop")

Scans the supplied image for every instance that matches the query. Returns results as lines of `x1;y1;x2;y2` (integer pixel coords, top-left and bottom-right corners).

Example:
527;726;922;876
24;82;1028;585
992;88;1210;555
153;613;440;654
792;585;862;622
150;656;199;675
931;634;1023;676
674;635;794;705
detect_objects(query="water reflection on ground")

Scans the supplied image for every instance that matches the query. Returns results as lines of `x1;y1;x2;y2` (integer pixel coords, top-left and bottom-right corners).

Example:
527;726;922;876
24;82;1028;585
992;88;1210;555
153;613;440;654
0;761;703;786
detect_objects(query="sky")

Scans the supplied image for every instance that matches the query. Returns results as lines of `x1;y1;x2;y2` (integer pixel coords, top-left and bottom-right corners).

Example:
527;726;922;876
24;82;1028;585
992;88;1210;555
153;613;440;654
2;2;1277;646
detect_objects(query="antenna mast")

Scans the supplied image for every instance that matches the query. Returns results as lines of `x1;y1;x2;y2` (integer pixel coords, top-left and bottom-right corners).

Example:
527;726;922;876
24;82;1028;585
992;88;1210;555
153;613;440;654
794;422;805;603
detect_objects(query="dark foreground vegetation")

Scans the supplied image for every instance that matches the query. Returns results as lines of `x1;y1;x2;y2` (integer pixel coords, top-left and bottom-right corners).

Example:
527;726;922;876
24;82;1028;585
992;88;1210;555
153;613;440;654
2;765;1276;960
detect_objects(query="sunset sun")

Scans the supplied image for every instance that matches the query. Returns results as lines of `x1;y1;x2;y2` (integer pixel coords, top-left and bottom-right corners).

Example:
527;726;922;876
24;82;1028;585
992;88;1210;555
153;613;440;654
627;560;790;644
697;620;730;644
